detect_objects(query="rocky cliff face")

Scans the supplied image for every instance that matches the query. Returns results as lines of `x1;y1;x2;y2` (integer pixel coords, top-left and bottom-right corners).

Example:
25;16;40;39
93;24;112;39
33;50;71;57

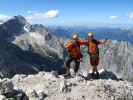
100;41;133;81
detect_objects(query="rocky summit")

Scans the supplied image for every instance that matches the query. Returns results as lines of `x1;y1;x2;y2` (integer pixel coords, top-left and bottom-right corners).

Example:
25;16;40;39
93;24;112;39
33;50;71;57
0;69;132;100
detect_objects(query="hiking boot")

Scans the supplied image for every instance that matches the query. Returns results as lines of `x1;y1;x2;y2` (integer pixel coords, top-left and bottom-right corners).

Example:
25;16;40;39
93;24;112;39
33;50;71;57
71;72;76;78
91;73;95;79
63;73;71;77
96;72;100;79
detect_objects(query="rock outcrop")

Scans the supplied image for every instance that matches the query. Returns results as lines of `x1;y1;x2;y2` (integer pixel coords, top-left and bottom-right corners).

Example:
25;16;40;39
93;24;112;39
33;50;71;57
10;69;133;100
0;78;28;100
0;78;14;94
0;69;132;100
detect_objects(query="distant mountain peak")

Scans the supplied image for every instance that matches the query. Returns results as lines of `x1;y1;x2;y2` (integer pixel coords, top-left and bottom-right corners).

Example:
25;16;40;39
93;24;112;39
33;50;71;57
0;15;30;41
12;15;27;25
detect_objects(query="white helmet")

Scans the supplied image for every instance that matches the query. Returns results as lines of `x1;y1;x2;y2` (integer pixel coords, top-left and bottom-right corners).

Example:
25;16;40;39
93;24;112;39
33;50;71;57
72;32;78;39
87;32;93;37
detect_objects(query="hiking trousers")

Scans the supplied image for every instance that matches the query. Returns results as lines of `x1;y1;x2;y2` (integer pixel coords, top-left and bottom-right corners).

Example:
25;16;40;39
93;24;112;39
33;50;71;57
89;53;99;66
64;56;80;74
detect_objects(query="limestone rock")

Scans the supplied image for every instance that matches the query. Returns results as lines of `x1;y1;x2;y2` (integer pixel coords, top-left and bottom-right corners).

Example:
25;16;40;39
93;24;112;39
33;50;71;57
0;78;14;95
0;95;6;100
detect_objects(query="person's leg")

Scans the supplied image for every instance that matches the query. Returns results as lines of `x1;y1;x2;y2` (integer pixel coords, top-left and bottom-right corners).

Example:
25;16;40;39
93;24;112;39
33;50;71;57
93;65;99;77
90;55;95;76
94;55;100;79
90;54;99;78
92;65;97;73
91;65;96;78
74;59;80;74
64;56;73;76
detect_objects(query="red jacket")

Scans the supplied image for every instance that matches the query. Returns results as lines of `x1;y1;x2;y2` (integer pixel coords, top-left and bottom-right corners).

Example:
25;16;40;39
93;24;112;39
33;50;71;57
65;39;86;59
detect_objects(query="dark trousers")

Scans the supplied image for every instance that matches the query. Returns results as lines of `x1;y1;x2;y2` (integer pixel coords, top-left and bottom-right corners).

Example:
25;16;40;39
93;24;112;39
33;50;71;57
64;56;80;74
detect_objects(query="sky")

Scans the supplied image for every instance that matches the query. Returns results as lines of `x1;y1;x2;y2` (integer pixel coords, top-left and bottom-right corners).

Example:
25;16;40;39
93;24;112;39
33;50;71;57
0;0;133;26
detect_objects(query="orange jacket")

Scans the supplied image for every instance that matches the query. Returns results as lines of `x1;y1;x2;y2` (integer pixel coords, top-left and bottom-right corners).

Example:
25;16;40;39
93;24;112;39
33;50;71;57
85;39;102;54
65;39;86;59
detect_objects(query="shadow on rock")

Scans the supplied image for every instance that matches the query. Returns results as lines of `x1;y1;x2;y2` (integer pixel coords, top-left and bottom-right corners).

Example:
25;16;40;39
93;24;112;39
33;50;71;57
0;78;29;100
3;90;29;100
81;69;120;81
0;40;64;78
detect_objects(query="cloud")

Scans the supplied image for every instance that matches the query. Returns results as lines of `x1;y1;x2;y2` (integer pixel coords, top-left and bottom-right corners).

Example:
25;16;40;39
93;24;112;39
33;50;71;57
109;16;119;20
0;14;11;22
45;10;59;18
128;12;133;20
26;10;59;23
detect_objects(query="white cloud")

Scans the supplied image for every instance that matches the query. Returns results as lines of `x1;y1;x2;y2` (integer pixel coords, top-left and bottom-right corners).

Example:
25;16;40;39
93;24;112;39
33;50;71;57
0;14;11;22
45;10;59;18
26;10;59;23
109;16;119;20
128;12;133;20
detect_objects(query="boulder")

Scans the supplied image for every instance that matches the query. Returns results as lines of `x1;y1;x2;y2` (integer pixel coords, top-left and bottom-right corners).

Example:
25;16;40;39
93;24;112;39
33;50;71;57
0;95;6;100
28;90;47;100
0;78;14;95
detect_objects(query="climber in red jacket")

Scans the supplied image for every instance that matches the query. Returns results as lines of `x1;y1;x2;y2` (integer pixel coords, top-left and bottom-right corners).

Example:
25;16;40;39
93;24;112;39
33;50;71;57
64;32;86;77
85;32;108;78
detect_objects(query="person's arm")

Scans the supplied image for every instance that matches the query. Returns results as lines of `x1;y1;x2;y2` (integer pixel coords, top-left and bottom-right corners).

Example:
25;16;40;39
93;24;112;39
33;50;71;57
79;39;88;45
65;41;73;50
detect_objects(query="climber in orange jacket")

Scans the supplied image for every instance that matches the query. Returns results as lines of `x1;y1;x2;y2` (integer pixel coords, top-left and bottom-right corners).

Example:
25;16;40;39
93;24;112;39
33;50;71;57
85;32;108;79
64;32;86;77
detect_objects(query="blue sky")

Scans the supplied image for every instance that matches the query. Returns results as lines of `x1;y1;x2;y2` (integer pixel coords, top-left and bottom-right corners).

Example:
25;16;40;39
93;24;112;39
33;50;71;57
0;0;133;26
